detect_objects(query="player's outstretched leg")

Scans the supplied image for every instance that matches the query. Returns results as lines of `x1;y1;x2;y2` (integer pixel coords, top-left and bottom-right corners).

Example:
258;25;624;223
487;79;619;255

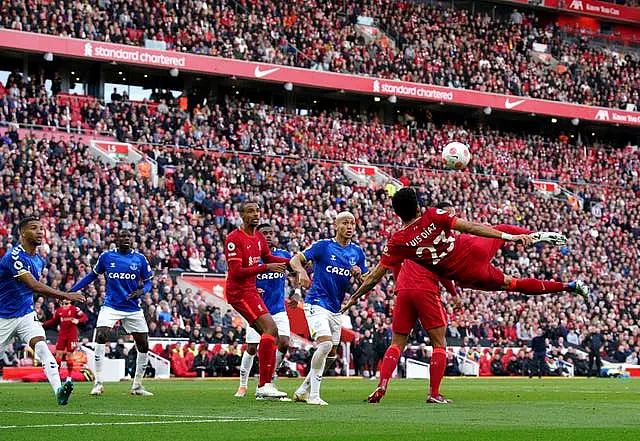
508;278;590;300
33;339;71;405
254;315;287;400
90;327;109;396
236;344;257;397
368;344;402;403
299;339;332;405
130;333;153;396
426;347;451;404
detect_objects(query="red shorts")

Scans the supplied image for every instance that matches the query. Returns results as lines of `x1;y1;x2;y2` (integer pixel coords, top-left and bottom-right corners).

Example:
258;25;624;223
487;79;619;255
448;234;507;291
448;225;532;291
392;287;447;335
228;291;269;326
55;337;77;353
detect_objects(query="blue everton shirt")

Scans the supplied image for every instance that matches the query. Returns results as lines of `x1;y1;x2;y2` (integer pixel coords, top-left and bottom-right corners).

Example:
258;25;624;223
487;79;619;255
0;245;45;319
93;250;153;312
303;239;367;313
256;248;292;315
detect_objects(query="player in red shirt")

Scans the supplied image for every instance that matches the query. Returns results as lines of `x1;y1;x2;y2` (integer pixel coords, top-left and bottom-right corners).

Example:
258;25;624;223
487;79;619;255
345;259;457;404
347;187;589;319
43;299;88;372
224;201;291;400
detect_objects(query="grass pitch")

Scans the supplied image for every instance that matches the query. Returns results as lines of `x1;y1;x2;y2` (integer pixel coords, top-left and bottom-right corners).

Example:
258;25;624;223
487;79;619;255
0;377;639;440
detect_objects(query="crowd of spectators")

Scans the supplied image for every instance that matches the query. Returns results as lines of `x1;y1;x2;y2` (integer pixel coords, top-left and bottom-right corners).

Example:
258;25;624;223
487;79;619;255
0;1;639;110
1;76;639;377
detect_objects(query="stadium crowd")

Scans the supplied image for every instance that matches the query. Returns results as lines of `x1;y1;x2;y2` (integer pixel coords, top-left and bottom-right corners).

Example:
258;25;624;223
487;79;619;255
0;0;639;110
2;47;640;372
1;80;639;378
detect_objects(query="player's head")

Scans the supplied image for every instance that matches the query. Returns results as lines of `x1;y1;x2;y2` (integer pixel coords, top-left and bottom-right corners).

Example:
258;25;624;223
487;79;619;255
436;201;456;216
240;202;260;229
18;215;44;246
257;223;276;248
335;211;356;241
391;188;420;222
116;228;133;250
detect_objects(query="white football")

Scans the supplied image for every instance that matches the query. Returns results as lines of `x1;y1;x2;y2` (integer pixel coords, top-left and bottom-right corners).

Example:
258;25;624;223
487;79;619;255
442;142;471;170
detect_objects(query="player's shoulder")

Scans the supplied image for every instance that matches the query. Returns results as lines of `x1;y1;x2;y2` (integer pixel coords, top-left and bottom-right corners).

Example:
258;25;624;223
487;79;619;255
132;250;149;260
274;248;292;258
305;238;330;250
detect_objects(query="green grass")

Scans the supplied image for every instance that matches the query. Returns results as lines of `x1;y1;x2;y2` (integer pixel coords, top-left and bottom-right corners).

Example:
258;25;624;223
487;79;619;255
0;378;639;440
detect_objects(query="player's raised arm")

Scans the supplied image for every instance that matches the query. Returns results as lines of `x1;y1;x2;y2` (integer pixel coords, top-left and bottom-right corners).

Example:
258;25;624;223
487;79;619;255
17;272;84;303
341;263;389;312
452;219;533;246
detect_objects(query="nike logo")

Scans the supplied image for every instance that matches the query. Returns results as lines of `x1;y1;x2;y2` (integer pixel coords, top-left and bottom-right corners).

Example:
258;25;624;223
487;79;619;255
505;98;526;110
254;66;280;78
246;245;252;249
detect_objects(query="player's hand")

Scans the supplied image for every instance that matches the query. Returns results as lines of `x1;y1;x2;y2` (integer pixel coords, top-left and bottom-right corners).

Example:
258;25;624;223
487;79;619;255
266;263;287;273
512;234;533;247
71;318;79;324
298;272;312;289
66;292;85;303
127;289;145;300
350;265;362;280
257;288;265;296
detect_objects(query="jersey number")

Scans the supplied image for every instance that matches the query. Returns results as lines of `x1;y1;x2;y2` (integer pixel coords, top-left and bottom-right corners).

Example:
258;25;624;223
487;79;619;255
415;231;455;265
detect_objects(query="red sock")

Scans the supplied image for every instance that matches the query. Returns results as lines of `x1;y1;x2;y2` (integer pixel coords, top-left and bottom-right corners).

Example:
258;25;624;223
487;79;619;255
258;334;276;387
378;345;402;392
429;347;446;397
512;278;566;295
493;224;532;235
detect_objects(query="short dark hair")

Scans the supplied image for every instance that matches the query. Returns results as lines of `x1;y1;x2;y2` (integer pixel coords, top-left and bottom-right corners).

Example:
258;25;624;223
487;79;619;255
436;201;454;210
257;223;272;231
18;216;40;231
240;201;259;214
391;188;419;222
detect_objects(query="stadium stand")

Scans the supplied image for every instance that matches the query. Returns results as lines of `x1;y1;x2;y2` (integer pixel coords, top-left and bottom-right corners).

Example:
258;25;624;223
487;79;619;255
0;0;638;109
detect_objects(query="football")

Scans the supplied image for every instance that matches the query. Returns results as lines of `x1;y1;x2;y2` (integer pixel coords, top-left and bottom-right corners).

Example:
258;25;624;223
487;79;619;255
442;142;471;170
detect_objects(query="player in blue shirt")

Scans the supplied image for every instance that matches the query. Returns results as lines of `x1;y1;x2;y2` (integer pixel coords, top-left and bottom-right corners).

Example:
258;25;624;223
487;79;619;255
0;216;84;405
235;223;296;398
290;211;368;405
71;228;153;396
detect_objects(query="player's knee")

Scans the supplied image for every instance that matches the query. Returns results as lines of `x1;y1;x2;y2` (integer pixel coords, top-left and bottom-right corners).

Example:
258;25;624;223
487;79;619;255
316;340;333;357
247;344;258;356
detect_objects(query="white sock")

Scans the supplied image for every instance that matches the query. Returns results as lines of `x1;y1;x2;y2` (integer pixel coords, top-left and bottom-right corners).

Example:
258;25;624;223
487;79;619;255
134;351;148;387
296;373;311;394
34;341;61;393
274;350;286;374
309;341;332;399
239;352;255;388
94;343;105;384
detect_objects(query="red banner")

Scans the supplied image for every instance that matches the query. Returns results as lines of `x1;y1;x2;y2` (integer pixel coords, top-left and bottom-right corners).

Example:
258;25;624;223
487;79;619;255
558;0;640;23
347;164;377;176
1;30;639;127
495;0;640;24
92;140;129;156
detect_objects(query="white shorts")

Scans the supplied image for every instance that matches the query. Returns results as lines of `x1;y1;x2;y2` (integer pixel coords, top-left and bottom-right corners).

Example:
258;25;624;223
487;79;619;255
0;312;46;348
246;311;290;344
96;306;148;334
304;304;342;346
